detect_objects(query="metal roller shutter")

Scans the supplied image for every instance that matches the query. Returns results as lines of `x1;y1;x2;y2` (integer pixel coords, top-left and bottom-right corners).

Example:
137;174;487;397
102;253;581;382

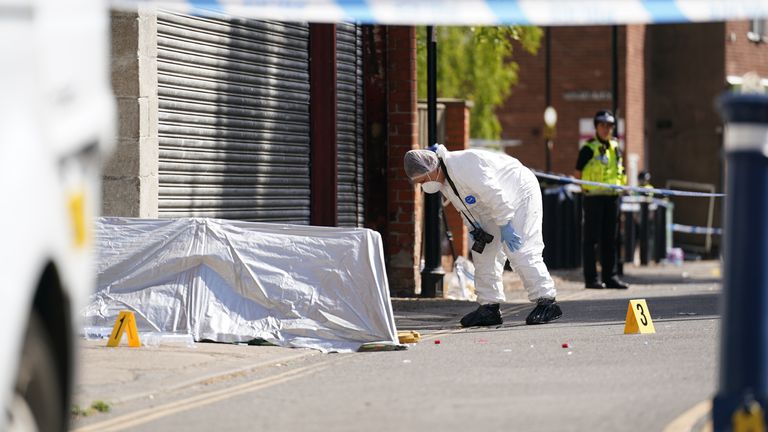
336;23;364;227
156;12;311;223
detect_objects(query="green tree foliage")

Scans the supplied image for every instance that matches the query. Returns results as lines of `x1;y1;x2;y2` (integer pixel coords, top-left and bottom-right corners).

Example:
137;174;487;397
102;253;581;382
417;26;542;139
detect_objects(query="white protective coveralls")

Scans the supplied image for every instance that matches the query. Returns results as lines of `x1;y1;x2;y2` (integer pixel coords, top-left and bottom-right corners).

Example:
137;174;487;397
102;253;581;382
435;145;556;304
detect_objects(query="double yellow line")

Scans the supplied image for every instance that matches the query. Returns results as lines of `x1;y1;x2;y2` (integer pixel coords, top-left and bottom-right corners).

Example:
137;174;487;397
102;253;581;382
73;362;328;432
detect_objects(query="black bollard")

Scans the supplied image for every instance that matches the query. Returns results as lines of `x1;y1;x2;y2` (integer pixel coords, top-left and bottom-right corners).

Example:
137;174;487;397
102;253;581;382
713;93;768;431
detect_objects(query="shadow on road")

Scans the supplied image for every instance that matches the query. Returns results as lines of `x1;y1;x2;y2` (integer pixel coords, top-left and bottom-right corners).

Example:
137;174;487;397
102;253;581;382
548;261;721;286
550;269;721;286
393;292;720;331
619;274;721;285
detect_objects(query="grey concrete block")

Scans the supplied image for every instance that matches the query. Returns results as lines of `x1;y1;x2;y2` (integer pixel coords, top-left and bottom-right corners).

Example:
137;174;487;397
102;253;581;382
103;138;140;178
111;58;139;97
115;97;141;141
102;176;141;217
111;11;140;97
110;11;138;60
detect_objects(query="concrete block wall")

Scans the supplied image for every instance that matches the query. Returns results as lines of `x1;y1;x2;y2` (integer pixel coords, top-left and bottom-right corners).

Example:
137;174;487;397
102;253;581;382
103;10;159;218
385;26;422;297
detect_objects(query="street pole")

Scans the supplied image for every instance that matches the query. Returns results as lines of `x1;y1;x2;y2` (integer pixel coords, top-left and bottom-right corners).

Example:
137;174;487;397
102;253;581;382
421;25;444;298
713;93;768;430
611;25;624;276
611;25;618;138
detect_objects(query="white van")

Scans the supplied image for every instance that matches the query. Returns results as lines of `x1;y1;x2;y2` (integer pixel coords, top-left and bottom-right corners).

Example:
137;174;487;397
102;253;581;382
0;0;114;430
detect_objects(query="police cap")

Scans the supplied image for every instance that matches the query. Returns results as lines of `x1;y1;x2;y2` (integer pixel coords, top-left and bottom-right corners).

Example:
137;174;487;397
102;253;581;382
593;110;616;126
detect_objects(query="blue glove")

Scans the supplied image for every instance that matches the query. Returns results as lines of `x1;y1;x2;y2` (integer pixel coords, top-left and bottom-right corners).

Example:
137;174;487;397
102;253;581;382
500;222;523;252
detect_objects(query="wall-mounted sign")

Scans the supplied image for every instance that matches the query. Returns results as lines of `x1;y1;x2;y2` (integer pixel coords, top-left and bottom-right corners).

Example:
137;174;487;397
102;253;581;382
563;90;613;102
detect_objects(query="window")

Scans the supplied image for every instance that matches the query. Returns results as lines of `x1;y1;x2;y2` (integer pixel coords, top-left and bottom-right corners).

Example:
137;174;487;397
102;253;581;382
747;19;767;43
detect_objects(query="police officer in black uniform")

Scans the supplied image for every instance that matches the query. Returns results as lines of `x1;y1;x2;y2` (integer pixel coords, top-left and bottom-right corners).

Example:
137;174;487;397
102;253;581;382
574;110;630;289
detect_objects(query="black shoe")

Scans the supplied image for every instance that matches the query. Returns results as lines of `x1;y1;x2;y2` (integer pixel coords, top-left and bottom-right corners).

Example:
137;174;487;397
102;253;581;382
525;298;563;325
604;278;629;289
585;281;605;289
460;303;503;327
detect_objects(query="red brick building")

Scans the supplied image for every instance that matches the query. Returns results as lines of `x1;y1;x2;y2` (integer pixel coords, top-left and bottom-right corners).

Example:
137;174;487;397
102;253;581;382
497;21;768;255
364;27;472;296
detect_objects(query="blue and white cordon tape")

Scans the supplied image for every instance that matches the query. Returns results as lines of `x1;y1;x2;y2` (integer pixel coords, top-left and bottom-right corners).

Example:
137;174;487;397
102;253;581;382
532;170;726;198
112;0;768;26
534;171;725;235
670;223;723;235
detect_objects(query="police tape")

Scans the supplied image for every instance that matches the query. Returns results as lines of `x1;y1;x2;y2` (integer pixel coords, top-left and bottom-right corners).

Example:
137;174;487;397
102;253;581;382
670;223;723;235
108;0;768;27
620;195;672;207
532;171;726;198
542;183;580;196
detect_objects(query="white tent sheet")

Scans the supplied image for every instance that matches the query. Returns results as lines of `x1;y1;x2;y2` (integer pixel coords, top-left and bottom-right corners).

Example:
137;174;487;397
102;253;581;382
84;217;399;352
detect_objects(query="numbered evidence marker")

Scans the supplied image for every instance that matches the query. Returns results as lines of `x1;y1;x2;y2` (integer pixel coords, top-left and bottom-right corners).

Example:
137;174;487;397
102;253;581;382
107;311;142;347
624;299;656;334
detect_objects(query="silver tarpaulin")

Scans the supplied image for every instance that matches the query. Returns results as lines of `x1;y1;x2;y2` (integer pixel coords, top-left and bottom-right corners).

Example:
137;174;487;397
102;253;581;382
84;217;398;352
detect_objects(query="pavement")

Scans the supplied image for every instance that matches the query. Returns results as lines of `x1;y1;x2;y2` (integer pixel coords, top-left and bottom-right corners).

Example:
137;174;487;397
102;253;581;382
73;340;319;410
72;258;722;429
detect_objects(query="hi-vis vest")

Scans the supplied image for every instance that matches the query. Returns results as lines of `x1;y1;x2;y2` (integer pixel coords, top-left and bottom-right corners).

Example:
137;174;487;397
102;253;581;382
581;138;626;195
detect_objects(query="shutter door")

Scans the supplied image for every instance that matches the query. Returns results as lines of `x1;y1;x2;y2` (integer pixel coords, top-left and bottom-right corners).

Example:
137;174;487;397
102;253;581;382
156;12;311;223
336;24;364;227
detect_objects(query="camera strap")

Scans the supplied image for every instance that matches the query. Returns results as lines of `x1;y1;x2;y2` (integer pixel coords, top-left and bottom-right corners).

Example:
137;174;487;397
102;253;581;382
438;159;482;231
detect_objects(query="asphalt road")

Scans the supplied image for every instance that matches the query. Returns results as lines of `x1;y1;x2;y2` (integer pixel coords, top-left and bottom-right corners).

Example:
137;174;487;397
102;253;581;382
72;261;721;432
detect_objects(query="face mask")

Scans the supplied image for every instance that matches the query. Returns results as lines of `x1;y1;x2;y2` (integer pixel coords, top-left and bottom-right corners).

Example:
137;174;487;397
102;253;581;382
421;181;442;194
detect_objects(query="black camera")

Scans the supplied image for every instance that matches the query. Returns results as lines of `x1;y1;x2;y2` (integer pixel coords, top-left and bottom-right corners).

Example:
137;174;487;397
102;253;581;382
470;227;494;254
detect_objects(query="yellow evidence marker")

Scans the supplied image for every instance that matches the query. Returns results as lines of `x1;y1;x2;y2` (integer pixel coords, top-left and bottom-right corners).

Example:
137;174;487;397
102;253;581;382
624;299;656;334
107;311;142;347
397;330;421;344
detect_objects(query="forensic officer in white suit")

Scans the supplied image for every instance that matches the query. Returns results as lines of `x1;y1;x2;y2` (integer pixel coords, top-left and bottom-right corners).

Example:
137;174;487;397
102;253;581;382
404;144;562;326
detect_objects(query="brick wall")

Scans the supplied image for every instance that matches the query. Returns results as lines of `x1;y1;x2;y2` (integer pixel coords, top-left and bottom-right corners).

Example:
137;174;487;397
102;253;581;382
385;26;421;297
493;21;764;257
725;21;768;78
496;32;546;169
624;25;646;175
442;100;471;263
498;26;632;177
